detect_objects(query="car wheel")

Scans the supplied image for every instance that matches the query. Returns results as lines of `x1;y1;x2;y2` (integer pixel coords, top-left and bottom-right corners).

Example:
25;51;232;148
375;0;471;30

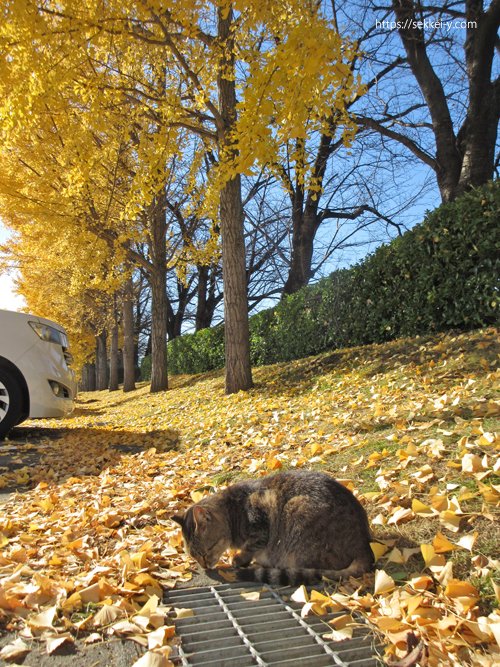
0;368;23;440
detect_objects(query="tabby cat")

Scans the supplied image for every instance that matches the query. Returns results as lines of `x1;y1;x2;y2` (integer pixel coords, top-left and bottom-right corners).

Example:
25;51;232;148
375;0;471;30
172;470;374;585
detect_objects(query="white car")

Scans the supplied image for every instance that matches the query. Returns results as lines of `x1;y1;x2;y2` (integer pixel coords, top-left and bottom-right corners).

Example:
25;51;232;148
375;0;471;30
0;309;76;439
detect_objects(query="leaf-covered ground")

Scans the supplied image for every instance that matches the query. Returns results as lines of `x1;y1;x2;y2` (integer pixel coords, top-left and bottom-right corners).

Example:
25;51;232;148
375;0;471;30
1;328;499;666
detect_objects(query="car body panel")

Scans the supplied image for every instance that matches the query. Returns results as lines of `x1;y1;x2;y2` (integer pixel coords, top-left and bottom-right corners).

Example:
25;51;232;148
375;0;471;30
0;309;76;419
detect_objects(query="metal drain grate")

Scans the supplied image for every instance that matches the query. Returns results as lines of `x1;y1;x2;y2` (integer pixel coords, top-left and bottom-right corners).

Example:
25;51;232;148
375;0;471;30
165;584;380;666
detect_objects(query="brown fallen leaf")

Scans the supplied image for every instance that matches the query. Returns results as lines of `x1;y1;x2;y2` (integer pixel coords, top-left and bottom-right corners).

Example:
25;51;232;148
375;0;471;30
387;631;428;666
0;637;31;661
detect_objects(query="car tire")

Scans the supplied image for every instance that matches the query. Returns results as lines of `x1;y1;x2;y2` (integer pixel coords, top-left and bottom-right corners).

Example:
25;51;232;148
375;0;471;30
0;368;23;440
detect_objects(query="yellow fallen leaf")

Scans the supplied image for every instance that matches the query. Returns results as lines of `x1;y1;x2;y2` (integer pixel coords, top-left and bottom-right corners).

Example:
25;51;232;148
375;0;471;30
477;432;496;446
370;542;389;561
323;626;353;641
266;456;282;470
439;510;462;532
174;607;194;619
110;620;143;635
406;595;423;615
456;532;477;551
371;513;387;526
387;507;414;525
329;613;355;629
147;626;174;650
433;532;458;553
373;616;407;632
461;453;484;473
387;547;405;564
38;498;54;513
444;579;479;598
131;551;150;569
46;633;74;655
137;594;160;617
374;569;395;595
0;638;30;661
421;544;435;566
93;604;125;627
240;591;260;601
131;651;172;667
291;585;309;604
413;464;434;482
435;560;454;587
409;575;434;590
79;582;101;603
412;498;435;515
430;494;449;511
301;600;327;617
28;605;57;630
490;622;500;647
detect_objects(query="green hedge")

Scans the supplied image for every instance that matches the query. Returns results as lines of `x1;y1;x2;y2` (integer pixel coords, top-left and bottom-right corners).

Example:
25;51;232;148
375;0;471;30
141;181;499;379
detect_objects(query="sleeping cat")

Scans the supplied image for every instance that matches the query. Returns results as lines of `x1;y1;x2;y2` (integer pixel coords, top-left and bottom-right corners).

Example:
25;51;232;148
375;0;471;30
172;470;374;585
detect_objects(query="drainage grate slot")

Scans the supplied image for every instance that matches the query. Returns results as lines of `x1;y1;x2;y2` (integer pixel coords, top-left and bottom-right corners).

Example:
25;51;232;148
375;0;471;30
267;657;337;667
166;583;380;666
262;644;330;660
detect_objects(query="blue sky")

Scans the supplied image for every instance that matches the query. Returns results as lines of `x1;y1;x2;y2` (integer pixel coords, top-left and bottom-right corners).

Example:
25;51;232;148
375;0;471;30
0;221;26;311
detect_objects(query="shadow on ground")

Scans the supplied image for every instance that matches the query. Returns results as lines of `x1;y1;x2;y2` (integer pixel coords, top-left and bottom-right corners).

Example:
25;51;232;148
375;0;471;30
0;423;180;497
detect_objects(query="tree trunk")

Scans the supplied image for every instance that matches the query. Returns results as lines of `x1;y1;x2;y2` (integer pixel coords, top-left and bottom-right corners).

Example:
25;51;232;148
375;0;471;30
149;195;168;393
282;198;318;295
281;135;329;296
80;363;96;392
196;264;218;330
167;278;188;340
283;232;315;295
109;319;119;391
95;330;108;391
217;6;252;394
392;0;462;202
122;276;136;392
392;0;499;201
457;0;500;192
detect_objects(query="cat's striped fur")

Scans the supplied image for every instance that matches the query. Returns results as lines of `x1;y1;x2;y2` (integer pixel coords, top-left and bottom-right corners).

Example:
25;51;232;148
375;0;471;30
172;470;374;586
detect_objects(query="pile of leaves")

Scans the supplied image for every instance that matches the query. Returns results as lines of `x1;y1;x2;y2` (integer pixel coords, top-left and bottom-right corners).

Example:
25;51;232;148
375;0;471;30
0;328;498;665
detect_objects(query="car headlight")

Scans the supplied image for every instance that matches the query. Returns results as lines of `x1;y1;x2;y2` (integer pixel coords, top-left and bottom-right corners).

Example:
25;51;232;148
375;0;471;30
29;321;68;347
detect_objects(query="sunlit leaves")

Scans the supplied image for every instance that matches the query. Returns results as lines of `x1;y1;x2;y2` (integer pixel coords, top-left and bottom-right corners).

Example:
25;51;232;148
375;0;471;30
0;327;498;663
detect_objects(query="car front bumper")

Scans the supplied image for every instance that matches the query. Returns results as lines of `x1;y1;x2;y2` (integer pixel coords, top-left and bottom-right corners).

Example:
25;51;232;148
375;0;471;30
16;340;76;419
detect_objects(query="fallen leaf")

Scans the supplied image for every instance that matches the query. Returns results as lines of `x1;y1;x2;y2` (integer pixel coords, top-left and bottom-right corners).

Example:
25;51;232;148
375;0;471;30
240;591;260;601
28;606;57;631
291;585;309;604
131;651;172;667
0;638;31;661
370;542;389;561
374;569;395;595
46;633;74;655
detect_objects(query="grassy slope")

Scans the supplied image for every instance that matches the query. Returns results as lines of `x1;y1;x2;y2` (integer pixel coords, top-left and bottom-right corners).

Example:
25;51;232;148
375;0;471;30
1;327;499;663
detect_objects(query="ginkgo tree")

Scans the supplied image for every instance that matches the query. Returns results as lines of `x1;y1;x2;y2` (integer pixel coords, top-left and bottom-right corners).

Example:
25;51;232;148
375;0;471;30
0;0;363;394
114;0;362;393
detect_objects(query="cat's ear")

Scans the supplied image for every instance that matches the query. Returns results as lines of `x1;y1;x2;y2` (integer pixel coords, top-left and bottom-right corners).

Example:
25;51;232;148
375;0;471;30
171;513;185;527
193;505;211;531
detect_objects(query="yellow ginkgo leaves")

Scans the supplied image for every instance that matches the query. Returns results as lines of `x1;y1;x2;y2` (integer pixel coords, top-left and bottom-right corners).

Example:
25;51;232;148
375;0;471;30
0;327;498;665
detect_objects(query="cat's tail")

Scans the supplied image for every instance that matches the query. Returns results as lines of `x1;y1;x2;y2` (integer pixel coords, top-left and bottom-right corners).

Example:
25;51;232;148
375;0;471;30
233;556;373;586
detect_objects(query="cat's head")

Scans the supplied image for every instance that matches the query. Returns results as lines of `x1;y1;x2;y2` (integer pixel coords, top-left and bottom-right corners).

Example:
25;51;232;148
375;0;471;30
172;498;231;569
